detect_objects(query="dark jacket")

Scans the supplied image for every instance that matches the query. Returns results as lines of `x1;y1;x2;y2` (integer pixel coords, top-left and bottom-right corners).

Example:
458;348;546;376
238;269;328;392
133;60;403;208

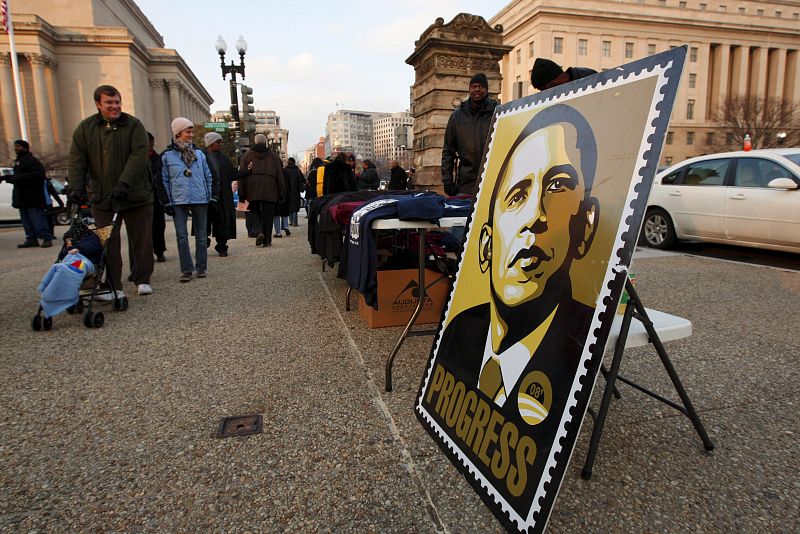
305;166;320;200
388;166;408;191
68;112;152;211
9;150;47;209
322;159;356;196
283;163;305;213
441;97;498;196
205;149;238;239
237;144;285;203
357;165;380;191
566;66;598;82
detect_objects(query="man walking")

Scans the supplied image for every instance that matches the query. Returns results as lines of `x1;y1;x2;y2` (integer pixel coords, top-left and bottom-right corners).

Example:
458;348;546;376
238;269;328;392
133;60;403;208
68;85;154;298
441;73;498;196
6;140;55;248
148;132;167;263
203;132;237;256
237;133;285;247
387;160;408;191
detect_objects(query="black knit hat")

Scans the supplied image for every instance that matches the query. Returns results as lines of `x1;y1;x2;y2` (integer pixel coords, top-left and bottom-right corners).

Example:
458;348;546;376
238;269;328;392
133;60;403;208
14;139;30;151
469;73;488;88
530;58;564;90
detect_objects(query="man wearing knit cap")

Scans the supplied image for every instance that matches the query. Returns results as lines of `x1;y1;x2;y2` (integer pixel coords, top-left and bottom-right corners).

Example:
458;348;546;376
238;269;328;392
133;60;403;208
441;72;498;196
68;85;154;298
530;58;597;91
5;140;55;248
203;131;237;256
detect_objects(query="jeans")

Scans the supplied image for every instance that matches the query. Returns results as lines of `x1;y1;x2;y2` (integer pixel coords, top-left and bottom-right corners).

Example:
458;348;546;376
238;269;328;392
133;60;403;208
172;204;208;274
289;211;298;226
20;207;55;241
273;215;289;235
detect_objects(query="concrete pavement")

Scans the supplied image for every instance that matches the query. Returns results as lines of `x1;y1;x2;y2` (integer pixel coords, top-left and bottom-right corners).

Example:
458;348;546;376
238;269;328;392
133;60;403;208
1;218;797;532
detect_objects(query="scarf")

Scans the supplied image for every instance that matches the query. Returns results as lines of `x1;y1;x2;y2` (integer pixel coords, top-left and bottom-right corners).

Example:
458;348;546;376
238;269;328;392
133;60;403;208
173;140;197;167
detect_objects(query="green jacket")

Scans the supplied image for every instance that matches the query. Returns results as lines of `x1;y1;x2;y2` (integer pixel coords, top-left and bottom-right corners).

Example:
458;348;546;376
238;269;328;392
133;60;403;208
68;112;152;211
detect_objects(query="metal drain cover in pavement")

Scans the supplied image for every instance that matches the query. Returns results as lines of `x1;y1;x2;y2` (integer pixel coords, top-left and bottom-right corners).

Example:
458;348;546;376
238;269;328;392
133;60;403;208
216;414;263;438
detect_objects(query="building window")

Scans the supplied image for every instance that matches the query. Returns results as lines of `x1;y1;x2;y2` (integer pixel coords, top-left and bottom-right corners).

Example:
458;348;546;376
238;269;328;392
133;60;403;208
794;13;799;20
554;37;563;54
775;10;781;17
687;99;695;119
719;5;726;12
665;156;673;166
690;47;698;62
738;7;745;14
686;131;695;145
689;73;696;88
726;132;734;145
658;0;665;5
625;42;634;58
757;9;763;15
679;1;687;7
666;131;674;144
648;44;656;56
529;41;535;57
578;39;588;56
706;132;715;145
516;49;521;64
602;40;611;57
699;3;707;10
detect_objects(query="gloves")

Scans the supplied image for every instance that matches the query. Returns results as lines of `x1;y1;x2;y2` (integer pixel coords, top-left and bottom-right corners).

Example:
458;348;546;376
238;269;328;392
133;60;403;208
111;181;129;200
164;205;174;216
443;179;458;197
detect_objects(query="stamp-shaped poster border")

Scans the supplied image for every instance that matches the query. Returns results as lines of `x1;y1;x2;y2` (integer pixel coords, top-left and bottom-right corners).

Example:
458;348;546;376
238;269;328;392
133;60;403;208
416;48;686;533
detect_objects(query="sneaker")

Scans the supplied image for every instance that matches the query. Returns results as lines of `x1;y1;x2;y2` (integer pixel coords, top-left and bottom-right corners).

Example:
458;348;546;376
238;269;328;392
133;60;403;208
155;254;166;263
218;251;228;257
40;239;53;248
196;270;207;278
137;284;153;296
95;290;125;302
179;272;193;283
284;228;291;236
273;234;282;238
17;241;39;248
255;234;265;247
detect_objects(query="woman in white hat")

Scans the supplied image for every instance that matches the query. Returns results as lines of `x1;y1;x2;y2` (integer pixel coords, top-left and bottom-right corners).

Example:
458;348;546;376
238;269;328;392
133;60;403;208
160;117;216;282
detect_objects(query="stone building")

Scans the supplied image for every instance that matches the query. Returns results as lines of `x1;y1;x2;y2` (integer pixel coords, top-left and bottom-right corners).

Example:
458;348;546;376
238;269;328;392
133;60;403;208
326;109;390;160
0;0;212;164
490;0;800;165
373;111;414;168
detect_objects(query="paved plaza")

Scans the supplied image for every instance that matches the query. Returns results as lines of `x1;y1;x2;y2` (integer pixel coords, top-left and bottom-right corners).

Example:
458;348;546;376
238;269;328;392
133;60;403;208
1;218;798;532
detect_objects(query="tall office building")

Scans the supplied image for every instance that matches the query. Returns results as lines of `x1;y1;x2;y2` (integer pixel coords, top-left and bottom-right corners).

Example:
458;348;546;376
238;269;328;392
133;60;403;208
373;111;414;166
490;0;800;164
326;109;389;160
0;0;212;163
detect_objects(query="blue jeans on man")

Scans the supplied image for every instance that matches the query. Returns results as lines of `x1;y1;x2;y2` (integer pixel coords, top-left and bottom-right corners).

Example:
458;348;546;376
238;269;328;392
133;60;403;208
172;204;208;274
273;215;289;236
20;207;55;243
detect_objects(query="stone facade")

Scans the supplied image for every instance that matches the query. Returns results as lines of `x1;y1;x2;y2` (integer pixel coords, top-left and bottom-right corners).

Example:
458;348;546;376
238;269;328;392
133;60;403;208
406;13;511;191
0;0;212;166
490;0;800;165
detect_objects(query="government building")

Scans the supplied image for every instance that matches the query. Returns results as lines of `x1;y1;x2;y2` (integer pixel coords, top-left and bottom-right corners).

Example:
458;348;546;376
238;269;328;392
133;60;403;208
0;0;212;167
490;0;800;165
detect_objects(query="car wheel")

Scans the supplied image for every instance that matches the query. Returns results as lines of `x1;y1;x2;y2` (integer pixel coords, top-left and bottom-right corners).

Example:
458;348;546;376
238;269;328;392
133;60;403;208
56;210;71;225
643;208;677;249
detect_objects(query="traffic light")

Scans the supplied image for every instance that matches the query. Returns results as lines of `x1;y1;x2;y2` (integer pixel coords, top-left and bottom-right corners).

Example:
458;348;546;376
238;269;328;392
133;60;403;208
239;84;255;133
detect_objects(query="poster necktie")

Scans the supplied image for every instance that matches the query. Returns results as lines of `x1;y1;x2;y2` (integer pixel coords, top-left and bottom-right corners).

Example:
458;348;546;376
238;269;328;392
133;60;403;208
478;356;504;402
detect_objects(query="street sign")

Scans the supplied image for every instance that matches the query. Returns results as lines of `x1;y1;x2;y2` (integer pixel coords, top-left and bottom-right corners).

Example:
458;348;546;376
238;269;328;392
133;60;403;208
203;121;229;132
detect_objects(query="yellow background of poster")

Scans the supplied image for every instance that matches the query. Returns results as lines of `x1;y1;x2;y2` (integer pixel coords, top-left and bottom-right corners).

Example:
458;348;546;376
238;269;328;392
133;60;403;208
446;76;659;324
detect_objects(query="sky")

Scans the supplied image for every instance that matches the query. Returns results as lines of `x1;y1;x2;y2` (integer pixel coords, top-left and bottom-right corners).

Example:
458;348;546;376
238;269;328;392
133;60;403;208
134;0;510;156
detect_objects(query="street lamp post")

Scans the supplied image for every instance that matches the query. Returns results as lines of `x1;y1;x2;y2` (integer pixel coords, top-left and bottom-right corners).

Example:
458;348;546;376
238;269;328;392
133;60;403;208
215;35;247;136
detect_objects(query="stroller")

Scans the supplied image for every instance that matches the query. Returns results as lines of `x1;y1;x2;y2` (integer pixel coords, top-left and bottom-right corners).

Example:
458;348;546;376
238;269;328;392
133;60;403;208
31;205;128;330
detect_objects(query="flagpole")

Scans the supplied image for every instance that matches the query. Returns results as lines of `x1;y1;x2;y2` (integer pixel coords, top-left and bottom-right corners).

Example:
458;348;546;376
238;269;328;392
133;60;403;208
4;0;29;141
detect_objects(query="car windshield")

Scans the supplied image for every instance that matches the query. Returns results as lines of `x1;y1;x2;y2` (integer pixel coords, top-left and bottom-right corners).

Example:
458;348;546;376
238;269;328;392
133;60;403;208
782;152;800;166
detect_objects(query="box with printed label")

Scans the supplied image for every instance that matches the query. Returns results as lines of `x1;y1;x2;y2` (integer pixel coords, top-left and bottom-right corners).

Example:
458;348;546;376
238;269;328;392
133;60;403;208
358;268;449;328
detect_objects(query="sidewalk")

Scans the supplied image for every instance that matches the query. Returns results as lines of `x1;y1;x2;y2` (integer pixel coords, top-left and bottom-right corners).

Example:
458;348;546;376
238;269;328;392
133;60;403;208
0;218;797;532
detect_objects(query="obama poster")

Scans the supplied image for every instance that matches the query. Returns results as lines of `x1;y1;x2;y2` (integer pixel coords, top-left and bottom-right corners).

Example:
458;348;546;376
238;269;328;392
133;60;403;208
417;48;686;533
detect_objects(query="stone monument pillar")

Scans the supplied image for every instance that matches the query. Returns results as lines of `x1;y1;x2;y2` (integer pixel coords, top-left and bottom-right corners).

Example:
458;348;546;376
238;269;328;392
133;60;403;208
405;13;511;191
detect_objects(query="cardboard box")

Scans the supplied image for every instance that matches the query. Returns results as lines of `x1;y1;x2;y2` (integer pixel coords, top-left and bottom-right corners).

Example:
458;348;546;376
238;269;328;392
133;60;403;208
358;268;449;328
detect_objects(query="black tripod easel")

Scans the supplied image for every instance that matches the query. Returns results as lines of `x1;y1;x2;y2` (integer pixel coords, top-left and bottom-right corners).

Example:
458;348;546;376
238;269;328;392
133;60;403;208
581;278;715;480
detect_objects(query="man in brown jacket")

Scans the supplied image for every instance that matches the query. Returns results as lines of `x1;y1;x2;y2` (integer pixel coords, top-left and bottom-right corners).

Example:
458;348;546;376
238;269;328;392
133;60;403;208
237;133;285;247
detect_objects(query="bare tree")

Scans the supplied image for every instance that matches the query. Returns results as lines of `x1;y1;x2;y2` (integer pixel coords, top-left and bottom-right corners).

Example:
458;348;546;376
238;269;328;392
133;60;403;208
711;96;800;151
37;148;69;182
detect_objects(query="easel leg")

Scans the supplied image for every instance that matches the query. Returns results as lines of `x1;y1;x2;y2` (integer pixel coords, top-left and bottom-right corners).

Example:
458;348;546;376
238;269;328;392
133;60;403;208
628;284;715;452
582;292;636;480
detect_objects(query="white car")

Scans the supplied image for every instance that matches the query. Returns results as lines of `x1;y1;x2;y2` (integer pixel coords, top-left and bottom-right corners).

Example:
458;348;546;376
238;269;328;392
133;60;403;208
0;168;70;225
642;149;800;253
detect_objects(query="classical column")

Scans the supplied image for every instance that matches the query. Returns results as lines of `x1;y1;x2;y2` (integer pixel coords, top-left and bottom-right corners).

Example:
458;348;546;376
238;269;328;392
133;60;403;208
767;48;787;101
0;54;19;144
45;57;63;148
28;53;56;153
167;80;182;124
749;47;768;99
729;45;749;99
708;44;730;117
150;78;168;147
785;50;800;104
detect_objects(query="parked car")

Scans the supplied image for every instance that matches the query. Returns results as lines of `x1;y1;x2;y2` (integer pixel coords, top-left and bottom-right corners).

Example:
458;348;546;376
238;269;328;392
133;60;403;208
642;149;800;253
0;168;69;225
